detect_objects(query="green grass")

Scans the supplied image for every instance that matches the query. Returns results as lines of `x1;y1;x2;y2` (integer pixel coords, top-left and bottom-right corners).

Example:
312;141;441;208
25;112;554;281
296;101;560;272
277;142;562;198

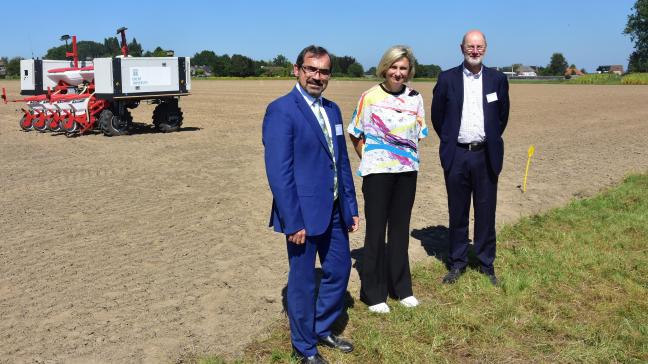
569;74;622;84
622;73;648;85
223;173;648;363
509;78;569;84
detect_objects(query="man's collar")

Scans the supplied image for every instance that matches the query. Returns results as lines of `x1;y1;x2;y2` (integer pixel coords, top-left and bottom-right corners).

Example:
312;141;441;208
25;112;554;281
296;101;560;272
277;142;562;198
462;64;483;78
295;83;321;105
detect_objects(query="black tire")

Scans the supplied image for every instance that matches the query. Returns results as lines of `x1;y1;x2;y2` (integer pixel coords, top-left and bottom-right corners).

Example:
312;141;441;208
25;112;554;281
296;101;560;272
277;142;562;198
19;114;33;131
99;108;131;137
47;117;62;132
153;101;183;132
63;121;79;134
33;117;49;132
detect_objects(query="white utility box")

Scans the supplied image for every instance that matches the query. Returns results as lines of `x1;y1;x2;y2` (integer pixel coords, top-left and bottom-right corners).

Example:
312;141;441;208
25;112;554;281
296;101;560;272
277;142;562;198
94;57;190;99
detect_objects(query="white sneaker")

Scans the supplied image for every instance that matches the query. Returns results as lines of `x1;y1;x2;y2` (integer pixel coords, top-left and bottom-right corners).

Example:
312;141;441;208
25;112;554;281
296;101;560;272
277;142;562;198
400;296;419;308
368;302;390;313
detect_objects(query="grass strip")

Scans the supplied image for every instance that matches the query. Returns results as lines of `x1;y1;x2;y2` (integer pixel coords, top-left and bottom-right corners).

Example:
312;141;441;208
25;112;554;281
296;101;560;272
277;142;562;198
196;174;648;363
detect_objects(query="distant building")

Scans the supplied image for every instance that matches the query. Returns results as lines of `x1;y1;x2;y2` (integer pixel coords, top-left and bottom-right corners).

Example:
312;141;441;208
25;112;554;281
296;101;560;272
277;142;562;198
517;65;537;77
0;59;6;78
596;65;624;75
565;67;584;77
496;65;537;77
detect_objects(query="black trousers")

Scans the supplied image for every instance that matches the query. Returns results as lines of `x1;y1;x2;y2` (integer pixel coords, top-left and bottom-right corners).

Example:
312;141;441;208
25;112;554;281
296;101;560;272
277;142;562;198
444;148;498;274
360;171;417;305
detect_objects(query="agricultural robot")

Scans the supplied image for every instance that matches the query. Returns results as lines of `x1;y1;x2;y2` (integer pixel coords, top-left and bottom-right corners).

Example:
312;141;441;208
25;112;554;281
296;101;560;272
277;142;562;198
1;27;191;136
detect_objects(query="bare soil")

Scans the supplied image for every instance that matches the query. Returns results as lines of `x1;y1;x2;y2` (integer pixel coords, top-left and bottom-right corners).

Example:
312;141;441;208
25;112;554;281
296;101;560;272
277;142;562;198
0;80;646;363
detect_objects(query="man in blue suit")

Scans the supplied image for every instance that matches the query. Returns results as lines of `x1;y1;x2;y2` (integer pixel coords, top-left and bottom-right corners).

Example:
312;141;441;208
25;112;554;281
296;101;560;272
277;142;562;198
263;45;359;364
431;30;510;286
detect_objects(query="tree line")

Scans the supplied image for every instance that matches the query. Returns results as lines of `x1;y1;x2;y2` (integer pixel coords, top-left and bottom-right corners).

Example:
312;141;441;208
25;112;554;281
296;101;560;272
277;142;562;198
190;50;370;77
189;50;442;78
0;37;443;79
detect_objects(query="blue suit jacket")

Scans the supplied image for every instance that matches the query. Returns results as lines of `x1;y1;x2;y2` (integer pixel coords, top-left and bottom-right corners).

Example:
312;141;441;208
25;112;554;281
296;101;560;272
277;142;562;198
431;64;510;175
263;86;359;236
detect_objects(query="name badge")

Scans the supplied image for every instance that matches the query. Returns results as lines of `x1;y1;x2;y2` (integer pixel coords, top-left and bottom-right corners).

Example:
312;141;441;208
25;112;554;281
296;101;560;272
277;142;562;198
486;92;498;103
335;124;343;136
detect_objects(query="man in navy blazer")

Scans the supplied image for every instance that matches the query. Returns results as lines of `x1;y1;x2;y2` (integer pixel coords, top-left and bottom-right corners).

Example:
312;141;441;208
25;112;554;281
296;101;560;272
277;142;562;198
263;45;359;364
431;30;510;286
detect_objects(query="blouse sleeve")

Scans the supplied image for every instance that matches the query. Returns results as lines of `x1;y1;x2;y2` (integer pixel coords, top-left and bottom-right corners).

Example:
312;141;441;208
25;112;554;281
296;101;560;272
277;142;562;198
416;93;429;139
347;94;366;138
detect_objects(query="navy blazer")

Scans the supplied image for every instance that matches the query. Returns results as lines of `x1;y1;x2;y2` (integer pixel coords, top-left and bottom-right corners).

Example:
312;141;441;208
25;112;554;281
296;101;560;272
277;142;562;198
263;86;359;236
431;64;510;175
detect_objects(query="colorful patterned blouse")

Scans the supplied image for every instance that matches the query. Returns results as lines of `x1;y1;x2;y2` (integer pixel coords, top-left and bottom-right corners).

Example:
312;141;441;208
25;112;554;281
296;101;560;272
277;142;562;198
347;84;428;177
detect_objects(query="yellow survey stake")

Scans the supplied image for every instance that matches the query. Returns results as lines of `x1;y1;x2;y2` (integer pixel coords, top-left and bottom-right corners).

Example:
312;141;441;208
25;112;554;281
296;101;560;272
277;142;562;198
523;145;535;193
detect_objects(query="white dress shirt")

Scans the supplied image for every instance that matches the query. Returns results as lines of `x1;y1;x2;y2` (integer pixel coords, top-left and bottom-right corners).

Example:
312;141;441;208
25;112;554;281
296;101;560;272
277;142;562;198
458;66;485;143
295;83;332;138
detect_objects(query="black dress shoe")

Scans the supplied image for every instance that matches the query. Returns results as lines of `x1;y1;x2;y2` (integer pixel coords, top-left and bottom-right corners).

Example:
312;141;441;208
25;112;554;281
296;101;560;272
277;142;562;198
478;267;499;286
318;334;354;353
442;268;464;284
298;353;328;364
485;274;499;286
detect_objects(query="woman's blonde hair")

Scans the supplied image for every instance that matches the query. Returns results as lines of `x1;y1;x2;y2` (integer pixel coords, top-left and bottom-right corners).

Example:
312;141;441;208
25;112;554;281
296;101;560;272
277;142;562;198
376;45;416;81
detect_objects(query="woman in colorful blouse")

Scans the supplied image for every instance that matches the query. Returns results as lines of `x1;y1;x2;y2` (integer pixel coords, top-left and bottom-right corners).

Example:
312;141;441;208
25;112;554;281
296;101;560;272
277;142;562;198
347;45;428;314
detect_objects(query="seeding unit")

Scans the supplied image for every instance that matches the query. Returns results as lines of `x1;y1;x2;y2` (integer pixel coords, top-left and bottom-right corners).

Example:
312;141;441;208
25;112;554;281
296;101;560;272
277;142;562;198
1;28;191;136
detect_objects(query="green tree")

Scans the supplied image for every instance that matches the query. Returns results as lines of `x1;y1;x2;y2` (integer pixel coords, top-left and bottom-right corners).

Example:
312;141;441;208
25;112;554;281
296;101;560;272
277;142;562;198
192;50;218;66
545;53;568;76
365;66;377;76
128;38;143;57
229;54;256;76
103;37;121;56
7;57;22;76
414;63;442;78
45;40;111;60
331;55;358;76
271;54;291;67
77;41;107;59
347;62;364;77
144;47;168;57
212;54;231;76
44;45;67;60
624;0;648;72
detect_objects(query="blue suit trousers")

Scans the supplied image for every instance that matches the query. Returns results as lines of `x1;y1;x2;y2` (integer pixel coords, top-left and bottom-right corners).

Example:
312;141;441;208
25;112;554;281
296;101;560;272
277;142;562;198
286;202;351;357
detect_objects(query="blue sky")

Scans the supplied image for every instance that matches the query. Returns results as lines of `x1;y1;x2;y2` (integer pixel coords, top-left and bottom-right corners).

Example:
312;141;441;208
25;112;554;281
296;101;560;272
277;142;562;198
1;0;636;72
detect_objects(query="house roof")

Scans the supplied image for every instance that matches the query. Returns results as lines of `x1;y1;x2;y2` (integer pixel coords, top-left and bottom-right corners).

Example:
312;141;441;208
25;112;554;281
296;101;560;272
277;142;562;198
565;67;584;76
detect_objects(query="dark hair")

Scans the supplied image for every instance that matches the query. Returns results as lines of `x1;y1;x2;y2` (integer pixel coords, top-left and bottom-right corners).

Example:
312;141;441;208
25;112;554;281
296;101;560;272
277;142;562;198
296;45;330;67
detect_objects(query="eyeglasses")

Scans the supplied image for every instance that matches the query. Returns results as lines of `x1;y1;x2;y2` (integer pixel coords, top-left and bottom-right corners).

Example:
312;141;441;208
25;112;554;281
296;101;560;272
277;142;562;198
463;45;486;53
301;65;331;78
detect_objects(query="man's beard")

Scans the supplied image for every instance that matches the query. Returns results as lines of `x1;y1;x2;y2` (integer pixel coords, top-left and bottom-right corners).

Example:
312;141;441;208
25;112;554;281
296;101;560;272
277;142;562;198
464;54;483;68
